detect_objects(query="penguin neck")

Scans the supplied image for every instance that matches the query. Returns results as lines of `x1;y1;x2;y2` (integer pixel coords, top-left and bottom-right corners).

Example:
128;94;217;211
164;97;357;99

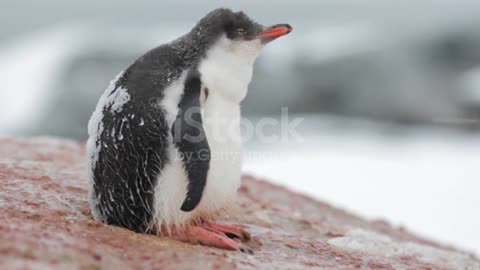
198;35;261;103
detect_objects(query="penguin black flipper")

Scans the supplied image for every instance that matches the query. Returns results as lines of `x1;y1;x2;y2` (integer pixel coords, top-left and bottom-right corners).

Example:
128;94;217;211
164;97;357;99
172;72;211;212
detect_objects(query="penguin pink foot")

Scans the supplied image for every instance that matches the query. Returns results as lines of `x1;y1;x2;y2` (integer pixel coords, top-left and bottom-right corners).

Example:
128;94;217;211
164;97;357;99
175;224;253;253
204;223;251;241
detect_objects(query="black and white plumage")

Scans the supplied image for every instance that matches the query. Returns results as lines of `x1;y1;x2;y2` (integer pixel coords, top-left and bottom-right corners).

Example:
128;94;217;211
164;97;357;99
87;8;292;234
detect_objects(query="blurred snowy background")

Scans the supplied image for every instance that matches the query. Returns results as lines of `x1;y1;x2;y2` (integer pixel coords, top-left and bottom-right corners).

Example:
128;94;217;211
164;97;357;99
1;0;480;254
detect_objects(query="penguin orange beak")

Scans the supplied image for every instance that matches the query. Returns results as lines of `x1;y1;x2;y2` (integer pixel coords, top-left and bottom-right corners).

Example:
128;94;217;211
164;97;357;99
255;24;293;42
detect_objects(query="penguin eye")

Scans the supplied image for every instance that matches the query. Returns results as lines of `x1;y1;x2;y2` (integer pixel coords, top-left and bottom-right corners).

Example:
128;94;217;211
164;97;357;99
236;28;246;35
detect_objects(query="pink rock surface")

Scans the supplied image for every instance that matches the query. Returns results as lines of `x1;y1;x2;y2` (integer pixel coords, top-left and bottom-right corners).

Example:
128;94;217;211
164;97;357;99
0;137;478;270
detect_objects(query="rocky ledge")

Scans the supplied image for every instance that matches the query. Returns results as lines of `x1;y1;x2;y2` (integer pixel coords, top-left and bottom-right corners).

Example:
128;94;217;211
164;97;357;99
0;137;478;269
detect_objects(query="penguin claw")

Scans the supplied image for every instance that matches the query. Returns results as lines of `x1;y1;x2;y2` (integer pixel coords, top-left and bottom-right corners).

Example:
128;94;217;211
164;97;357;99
239;243;254;254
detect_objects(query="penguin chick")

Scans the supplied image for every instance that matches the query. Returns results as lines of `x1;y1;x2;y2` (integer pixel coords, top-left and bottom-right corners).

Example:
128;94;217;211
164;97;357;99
87;8;292;252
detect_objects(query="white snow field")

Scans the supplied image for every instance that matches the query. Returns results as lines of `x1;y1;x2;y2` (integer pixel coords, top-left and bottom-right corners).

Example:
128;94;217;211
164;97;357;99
244;116;480;255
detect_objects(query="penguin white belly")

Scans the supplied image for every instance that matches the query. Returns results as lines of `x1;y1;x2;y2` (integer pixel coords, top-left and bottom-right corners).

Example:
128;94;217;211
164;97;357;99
197;93;243;214
151;80;244;230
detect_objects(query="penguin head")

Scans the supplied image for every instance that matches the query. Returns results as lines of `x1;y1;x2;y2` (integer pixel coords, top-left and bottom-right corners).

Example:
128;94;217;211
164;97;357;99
193;8;292;64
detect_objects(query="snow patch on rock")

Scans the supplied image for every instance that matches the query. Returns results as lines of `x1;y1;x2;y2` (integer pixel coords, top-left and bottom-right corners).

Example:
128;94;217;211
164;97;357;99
328;228;479;269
